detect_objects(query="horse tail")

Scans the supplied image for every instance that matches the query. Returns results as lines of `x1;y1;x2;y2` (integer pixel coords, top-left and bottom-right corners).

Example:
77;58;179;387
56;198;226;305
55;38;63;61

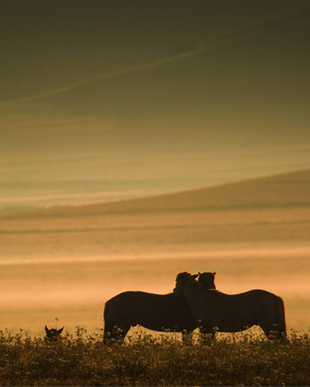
103;300;114;343
275;296;287;339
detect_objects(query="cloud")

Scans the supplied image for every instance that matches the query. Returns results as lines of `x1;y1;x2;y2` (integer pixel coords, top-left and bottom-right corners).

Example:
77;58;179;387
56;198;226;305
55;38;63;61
1;140;309;208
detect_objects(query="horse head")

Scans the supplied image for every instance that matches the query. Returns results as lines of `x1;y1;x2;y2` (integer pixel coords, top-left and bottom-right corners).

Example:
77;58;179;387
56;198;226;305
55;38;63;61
174;272;200;297
45;325;64;341
198;272;216;290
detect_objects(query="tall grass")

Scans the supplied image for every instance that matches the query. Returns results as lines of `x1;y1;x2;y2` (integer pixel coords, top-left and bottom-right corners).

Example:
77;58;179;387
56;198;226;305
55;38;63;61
0;328;309;386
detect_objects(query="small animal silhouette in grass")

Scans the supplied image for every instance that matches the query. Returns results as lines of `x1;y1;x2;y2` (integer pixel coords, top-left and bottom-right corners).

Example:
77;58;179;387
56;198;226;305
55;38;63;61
45;325;64;341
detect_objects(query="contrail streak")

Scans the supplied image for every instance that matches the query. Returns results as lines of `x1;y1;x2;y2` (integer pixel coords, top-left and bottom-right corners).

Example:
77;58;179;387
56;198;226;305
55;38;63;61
1;5;309;108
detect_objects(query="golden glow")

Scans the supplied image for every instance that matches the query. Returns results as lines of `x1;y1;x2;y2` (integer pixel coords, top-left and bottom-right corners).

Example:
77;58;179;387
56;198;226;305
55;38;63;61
0;170;310;335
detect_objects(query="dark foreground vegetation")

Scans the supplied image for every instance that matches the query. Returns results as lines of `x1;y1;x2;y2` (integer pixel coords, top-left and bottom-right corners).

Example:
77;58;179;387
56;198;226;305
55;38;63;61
0;328;309;386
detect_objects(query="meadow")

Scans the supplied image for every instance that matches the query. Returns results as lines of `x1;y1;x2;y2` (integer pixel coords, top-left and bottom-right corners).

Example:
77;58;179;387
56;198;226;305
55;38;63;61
0;169;309;385
0;328;309;386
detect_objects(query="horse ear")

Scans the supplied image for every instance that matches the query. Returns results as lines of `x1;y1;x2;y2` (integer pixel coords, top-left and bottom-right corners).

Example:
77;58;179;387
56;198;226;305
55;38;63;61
58;327;64;334
213;272;216;275
45;325;49;333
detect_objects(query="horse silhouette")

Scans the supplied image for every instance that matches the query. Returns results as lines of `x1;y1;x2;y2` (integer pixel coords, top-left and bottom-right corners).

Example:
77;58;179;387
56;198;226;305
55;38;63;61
103;272;216;343
45;326;64;341
174;272;287;340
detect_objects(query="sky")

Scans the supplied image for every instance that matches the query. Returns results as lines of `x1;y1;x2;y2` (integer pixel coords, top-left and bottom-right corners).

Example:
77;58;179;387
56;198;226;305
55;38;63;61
1;0;310;208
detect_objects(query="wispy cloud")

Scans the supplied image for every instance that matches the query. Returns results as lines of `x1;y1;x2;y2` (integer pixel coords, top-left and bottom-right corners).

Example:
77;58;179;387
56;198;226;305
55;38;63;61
0;5;308;108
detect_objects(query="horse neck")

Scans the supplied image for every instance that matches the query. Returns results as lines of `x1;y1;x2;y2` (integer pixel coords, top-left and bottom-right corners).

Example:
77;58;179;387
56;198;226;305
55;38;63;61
183;283;205;308
206;282;216;290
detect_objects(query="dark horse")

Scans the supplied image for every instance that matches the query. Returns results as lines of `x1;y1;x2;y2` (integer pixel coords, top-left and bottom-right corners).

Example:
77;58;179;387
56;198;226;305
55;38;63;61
174;272;287;340
103;272;216;343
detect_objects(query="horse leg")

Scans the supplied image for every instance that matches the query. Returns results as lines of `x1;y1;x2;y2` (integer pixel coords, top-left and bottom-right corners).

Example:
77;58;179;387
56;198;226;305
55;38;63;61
103;321;115;344
104;325;130;345
113;325;130;343
199;326;216;345
259;297;287;341
103;312;114;344
181;330;193;345
259;323;287;341
274;297;288;341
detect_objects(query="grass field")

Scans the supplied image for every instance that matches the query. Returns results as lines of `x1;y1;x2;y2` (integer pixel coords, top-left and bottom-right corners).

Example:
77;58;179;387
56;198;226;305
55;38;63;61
0;328;309;386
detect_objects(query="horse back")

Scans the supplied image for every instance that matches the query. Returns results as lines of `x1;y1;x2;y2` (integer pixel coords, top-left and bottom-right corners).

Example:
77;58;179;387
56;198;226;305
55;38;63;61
202;289;286;335
205;289;283;319
104;291;194;332
212;289;281;302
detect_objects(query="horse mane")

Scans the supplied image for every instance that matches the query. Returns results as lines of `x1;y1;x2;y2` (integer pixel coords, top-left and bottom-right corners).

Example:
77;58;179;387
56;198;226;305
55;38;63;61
175;272;192;282
174;272;203;298
174;272;192;297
